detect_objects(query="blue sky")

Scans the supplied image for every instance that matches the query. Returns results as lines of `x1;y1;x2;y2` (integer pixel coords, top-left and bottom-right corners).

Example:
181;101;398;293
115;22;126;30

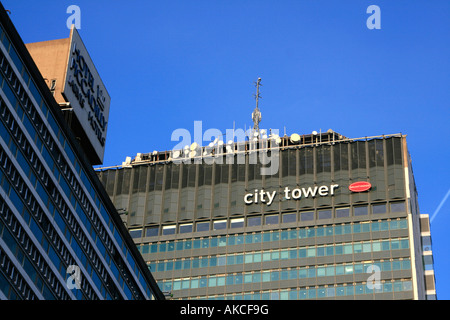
3;0;450;299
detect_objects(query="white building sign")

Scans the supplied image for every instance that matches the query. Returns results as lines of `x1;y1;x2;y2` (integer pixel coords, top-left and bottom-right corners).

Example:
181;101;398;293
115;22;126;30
62;26;111;163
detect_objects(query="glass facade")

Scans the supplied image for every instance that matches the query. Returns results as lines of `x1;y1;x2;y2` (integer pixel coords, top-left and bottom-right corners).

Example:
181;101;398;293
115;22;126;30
97;130;430;300
0;7;163;300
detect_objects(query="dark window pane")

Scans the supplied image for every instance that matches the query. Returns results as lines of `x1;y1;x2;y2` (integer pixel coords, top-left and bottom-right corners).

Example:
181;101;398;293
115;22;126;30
288;149;297;176
146;227;159;237
196;222;209;232
317;146;331;174
213;220;227;230
372;204;386;214
300;211;314;221
282;213;296;223
248;216;261;227
318;210;332;219
231;218;244;228
179;224;193;233
265;215;279;225
354;206;368;216
336;208;350;218
197;164;204;187
390;202;405;212
129;229;142;238
162;226;176;235
351;141;366;170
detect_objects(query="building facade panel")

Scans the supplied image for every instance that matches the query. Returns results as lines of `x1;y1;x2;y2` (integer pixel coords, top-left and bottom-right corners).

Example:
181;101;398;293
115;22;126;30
97;132;431;300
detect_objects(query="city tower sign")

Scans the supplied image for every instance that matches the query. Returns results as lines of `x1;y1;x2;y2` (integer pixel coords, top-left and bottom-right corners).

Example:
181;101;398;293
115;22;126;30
244;184;340;206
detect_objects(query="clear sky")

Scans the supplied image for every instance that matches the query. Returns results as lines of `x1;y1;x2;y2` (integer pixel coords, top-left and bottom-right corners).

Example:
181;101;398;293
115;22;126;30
3;0;449;299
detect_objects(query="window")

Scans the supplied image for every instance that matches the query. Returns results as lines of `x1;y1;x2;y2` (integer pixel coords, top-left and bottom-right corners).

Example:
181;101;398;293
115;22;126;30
354;206;368;216
162;225;176;235
129;229;142;239
383;282;393;293
282;213;296;223
146;226;158;237
372;203;387;214
318;209;332;219
247;216;261;227
422;236;432;252
390;202;405;212
230;218;244;228
265;215;279;225
335;208;350;218
300;211;314;221
179;223;193;234
213;220;227;230
196;221;209;232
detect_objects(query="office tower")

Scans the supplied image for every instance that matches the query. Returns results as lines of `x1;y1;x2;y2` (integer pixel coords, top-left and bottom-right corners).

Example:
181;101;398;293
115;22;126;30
0;3;164;299
97;128;436;300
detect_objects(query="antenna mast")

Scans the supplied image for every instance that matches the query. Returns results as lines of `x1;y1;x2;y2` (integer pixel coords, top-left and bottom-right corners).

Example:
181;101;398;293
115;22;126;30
252;77;262;134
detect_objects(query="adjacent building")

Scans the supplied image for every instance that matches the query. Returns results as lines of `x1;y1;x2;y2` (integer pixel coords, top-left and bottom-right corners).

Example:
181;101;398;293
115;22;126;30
26;25;110;166
96;129;436;300
0;3;164;299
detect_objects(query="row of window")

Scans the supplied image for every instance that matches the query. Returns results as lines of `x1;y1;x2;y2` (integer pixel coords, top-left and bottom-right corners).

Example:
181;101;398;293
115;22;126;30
0;34;137;299
0;246;37;300
0;97;107;299
148;237;410;273
0;138;97;299
189;280;413;300
0;23;155;299
0;193;77;299
138;218;408;255
159;258;411;292
134;202;406;238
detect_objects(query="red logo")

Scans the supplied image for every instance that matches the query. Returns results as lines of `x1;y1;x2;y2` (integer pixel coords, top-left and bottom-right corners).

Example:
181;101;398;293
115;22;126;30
348;181;372;192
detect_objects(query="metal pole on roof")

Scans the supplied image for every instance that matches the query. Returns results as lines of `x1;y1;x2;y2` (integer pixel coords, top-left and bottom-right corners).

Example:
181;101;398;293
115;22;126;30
252;77;262;134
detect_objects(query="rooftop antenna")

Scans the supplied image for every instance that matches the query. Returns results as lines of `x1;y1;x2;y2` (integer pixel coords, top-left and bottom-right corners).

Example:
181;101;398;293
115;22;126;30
252;77;262;134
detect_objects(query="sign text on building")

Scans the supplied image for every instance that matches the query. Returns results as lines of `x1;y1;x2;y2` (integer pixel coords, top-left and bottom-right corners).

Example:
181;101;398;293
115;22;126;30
63;26;111;164
244;184;340;206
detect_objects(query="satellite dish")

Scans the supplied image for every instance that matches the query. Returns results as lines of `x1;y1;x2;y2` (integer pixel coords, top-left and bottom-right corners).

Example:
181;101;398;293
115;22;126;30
312;131;318;135
262;134;268;139
227;140;233;145
290;133;300;143
190;142;198;151
152;150;158;155
260;129;266;135
189;150;197;158
218;140;224;146
275;137;282;145
208;142;214;147
172;150;180;158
